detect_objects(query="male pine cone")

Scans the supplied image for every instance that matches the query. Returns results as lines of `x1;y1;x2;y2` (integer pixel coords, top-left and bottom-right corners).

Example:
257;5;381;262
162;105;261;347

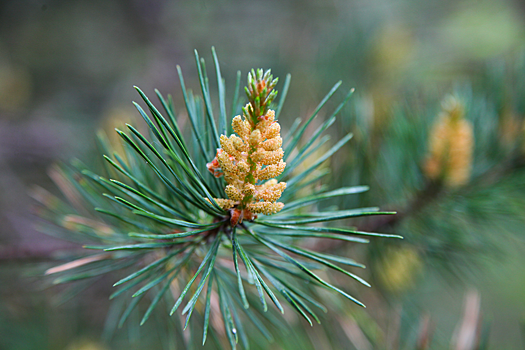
424;95;473;188
207;69;286;225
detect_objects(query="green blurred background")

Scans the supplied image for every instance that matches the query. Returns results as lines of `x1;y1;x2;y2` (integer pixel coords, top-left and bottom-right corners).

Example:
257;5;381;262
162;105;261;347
2;0;525;349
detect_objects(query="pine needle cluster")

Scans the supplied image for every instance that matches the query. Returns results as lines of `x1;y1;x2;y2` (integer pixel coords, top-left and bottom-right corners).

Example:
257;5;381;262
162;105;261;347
35;48;398;349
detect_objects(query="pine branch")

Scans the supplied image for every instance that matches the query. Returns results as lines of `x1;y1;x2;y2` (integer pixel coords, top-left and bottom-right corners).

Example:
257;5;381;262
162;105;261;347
30;48;396;348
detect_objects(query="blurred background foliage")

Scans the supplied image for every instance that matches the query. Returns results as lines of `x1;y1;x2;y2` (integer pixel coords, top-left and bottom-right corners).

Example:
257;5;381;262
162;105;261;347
2;0;525;349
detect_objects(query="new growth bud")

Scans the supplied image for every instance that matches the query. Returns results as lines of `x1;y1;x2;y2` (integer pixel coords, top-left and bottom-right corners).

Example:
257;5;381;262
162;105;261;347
207;69;286;225
423;95;473;188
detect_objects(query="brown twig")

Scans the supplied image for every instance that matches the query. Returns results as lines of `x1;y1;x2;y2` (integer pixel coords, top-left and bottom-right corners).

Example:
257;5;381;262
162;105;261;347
359;180;443;233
